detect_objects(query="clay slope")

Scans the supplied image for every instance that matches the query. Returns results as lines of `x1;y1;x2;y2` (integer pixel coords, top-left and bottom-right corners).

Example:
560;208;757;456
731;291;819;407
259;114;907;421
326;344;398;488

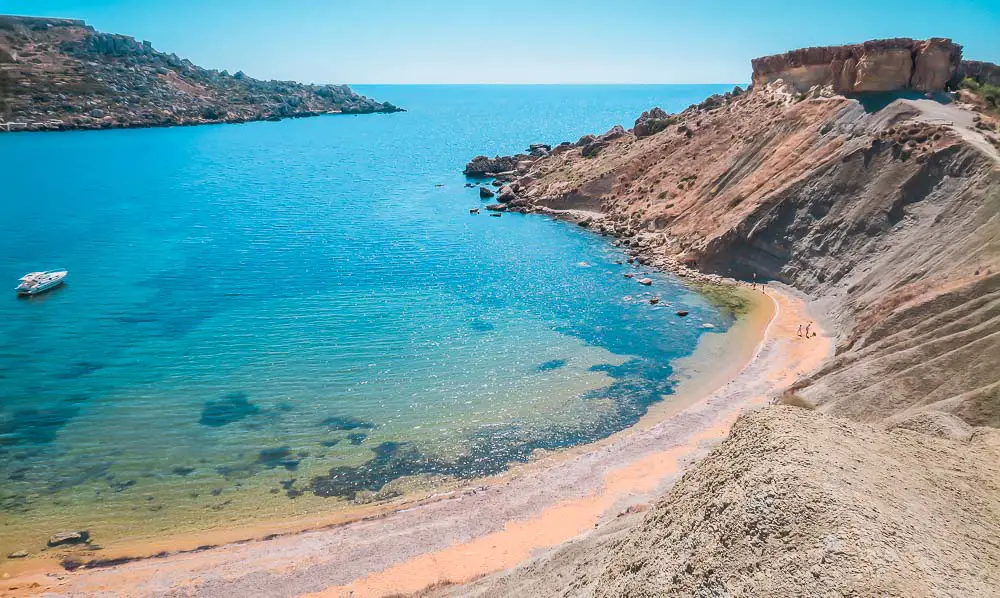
509;82;1000;428
436;408;1000;598
595;407;1000;597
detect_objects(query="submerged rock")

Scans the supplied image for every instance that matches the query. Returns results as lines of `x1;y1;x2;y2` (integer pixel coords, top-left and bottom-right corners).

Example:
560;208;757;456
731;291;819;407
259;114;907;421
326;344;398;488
48;531;90;547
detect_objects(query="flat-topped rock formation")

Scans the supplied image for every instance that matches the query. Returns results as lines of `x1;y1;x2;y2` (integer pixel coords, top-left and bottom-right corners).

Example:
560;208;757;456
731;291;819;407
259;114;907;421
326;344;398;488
0;14;401;132
751;37;962;93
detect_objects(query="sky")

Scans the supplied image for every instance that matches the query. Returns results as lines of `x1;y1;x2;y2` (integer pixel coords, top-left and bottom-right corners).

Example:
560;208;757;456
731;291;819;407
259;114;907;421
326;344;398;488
5;0;1000;84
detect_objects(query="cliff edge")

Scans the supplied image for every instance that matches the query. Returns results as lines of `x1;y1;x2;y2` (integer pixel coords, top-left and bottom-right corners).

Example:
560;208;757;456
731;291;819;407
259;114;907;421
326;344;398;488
0;15;400;132
750;37;962;93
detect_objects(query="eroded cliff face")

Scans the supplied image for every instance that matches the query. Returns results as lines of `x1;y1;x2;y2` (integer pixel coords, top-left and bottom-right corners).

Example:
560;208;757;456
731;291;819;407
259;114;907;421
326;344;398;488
751;37;962;93
501;72;999;428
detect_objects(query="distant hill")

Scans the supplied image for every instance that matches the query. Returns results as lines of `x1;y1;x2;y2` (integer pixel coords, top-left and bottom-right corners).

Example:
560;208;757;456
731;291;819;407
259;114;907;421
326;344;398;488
0;15;401;132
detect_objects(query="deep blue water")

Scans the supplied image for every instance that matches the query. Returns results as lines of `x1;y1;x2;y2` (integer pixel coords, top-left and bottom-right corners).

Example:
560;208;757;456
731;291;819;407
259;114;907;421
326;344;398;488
0;85;735;547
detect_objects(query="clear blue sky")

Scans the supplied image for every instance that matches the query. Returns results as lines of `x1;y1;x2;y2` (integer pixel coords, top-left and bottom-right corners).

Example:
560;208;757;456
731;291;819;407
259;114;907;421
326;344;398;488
6;0;1000;84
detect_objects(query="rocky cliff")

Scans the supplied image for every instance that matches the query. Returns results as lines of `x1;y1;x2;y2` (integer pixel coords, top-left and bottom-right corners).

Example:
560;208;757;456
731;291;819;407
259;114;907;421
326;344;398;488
0;15;400;132
476;42;999;428
443;38;1000;596
750;37;962;93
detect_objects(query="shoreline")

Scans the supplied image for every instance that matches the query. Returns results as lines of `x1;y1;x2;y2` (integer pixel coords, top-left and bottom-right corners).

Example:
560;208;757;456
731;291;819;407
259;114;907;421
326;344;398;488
0;107;405;136
0;279;764;583
2;280;831;597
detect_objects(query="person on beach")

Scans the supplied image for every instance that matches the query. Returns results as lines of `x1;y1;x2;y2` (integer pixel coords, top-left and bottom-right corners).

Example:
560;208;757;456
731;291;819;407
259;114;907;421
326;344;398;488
752;272;757;290
797;324;803;337
805;321;813;337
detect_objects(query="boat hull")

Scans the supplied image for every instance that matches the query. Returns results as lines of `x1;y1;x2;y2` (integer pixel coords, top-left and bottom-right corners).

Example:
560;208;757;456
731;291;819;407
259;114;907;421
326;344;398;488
16;270;67;296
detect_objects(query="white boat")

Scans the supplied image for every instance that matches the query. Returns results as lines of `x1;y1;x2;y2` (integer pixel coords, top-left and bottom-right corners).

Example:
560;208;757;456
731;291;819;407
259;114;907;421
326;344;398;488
16;269;68;296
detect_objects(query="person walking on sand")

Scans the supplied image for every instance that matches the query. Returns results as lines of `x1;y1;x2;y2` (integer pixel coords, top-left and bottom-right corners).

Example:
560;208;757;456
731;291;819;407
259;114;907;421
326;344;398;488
805;321;813;338
752;272;757;290
797;324;803;337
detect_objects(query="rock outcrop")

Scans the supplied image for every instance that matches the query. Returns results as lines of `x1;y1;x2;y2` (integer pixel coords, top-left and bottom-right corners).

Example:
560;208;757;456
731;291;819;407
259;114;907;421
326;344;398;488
0;15;401;132
751;37;962;93
961;59;1000;86
463;155;521;176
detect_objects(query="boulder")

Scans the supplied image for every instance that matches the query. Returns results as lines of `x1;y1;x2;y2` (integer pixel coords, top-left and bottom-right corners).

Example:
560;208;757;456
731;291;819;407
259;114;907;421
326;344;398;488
581;140;608;158
575;134;597;147
638;278;653;286
498;185;517;202
676;310;689;317
479;186;495;198
633;107;675;138
7;550;28;558
598;124;626;142
484;203;506;211
48;531;90;547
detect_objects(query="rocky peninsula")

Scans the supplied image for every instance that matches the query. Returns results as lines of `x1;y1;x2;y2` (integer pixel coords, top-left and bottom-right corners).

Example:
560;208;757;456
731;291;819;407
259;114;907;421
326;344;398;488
445;37;1000;596
0;15;400;133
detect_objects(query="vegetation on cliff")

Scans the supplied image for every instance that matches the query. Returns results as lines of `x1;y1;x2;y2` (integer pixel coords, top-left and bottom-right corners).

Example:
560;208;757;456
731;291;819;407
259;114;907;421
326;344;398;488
0;15;400;132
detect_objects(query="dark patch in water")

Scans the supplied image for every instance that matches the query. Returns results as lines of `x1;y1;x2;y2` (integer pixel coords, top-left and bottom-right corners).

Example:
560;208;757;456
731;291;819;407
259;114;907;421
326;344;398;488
109;479;135;492
537;359;567;372
55;361;105;380
310;357;677;500
215;463;254;480
321;415;375;431
0;402;82;446
320;439;340;447
199;392;259;427
43;461;112;494
275;402;295;412
347;432;367;445
172;466;195;476
469;319;495;332
256;446;300;471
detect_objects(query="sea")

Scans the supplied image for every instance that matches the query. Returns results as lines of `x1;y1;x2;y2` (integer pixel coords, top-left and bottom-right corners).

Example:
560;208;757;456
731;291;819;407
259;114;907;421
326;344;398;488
0;84;737;555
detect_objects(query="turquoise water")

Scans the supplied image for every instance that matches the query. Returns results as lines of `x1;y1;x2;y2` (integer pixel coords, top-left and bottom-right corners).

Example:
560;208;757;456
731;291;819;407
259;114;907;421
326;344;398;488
0;85;735;550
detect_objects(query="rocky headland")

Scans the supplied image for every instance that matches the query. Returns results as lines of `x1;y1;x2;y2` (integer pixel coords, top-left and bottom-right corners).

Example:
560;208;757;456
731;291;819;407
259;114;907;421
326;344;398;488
0;15;400;133
451;37;1000;596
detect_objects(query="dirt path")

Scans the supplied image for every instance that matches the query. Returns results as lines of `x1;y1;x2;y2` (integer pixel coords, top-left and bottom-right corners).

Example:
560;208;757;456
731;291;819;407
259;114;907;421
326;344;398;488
5;285;830;598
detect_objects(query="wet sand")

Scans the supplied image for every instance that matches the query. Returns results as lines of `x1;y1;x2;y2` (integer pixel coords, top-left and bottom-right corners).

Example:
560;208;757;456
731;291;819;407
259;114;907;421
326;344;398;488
2;283;832;597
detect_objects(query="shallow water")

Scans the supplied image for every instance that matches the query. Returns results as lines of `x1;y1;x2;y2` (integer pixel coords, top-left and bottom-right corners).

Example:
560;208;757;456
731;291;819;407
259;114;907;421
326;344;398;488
0;84;736;553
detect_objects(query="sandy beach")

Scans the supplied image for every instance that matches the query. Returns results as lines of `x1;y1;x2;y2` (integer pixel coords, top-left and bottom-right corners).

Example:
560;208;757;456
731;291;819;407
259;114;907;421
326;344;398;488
1;283;832;597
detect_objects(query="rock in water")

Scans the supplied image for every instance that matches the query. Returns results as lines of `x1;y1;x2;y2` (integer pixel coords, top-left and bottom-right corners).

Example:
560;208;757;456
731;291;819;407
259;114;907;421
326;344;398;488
498;185;518;202
479;186;495;198
676;311;689;317
464;155;519;177
638;278;653;286
48;531;90;547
